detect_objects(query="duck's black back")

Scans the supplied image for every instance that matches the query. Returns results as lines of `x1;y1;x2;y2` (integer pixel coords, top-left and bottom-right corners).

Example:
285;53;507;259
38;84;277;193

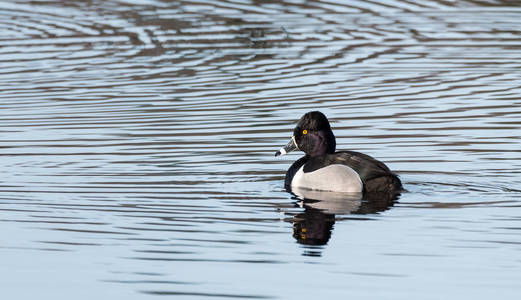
334;151;402;194
285;151;402;194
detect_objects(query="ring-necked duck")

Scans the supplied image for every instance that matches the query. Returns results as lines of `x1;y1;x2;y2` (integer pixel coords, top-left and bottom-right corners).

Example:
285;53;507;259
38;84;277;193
275;111;402;195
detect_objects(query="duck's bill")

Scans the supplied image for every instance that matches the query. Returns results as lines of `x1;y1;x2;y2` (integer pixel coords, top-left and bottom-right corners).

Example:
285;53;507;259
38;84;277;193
275;136;298;157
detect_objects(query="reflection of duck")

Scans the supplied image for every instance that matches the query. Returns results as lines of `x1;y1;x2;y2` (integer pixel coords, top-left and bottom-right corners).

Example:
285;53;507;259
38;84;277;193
276;111;402;196
292;187;362;215
293;208;335;246
291;189;397;247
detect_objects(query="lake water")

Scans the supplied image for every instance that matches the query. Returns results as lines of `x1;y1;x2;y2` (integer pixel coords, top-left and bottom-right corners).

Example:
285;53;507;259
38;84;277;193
1;0;521;299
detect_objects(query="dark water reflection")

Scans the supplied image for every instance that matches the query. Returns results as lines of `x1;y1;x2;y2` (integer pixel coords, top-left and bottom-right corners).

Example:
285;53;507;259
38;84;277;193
1;0;521;299
290;189;395;251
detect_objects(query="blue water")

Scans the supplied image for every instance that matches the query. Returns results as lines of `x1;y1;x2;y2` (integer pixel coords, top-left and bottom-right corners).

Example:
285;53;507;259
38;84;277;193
1;0;521;299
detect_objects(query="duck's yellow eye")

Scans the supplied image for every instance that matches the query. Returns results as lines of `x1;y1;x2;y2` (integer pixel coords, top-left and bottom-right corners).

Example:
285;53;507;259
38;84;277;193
302;129;308;135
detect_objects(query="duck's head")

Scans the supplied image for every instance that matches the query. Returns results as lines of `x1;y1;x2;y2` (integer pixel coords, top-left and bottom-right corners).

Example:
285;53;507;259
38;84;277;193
275;111;336;157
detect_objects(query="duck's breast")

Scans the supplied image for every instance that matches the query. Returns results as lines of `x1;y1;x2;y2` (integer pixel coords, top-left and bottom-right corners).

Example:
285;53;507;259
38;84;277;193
291;164;363;193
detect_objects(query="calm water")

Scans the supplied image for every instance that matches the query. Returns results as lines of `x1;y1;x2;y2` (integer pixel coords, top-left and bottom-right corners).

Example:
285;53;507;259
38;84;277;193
1;0;521;299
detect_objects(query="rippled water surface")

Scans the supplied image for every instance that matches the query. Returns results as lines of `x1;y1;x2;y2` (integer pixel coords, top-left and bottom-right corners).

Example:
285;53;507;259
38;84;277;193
1;0;521;299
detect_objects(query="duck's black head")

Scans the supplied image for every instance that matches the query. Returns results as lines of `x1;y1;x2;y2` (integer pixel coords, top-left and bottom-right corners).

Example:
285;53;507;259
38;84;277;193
276;111;336;157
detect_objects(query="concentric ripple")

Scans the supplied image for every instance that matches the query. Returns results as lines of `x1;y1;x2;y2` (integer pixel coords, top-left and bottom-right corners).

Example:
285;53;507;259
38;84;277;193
1;0;521;299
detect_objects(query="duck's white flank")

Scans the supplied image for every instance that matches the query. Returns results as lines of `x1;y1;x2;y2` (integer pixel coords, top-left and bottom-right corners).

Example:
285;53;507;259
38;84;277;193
291;164;363;193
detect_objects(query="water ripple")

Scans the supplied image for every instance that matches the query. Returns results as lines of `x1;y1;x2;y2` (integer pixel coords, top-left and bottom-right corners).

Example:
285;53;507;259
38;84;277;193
1;0;521;299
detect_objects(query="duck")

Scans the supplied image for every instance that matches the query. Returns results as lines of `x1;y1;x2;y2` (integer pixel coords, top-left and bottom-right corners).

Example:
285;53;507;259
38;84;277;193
275;111;402;195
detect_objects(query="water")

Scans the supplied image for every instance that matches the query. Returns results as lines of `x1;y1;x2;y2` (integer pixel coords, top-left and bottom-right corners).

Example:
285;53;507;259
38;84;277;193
1;0;521;299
